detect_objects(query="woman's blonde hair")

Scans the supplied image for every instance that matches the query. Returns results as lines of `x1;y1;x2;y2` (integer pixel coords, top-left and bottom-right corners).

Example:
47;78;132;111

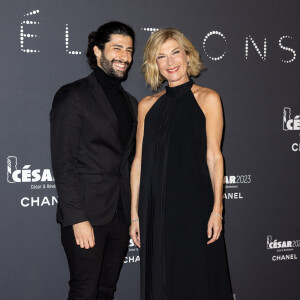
142;28;205;91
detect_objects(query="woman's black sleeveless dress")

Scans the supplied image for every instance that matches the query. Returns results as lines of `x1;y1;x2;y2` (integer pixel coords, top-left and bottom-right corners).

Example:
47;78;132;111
139;79;232;300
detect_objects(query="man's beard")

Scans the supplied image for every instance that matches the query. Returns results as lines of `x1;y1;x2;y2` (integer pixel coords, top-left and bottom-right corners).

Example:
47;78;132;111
99;54;130;79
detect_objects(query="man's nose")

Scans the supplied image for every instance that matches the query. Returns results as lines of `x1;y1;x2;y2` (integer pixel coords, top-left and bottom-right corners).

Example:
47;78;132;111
119;49;130;62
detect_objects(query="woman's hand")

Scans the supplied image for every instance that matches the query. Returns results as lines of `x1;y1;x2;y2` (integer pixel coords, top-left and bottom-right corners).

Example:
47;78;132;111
130;219;141;248
207;214;222;244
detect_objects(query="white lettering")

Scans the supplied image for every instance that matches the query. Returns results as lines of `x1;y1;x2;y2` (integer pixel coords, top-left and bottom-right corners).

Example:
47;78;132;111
65;24;82;55
229;176;235;184
267;236;300;249
272;254;298;261
47;184;56;188
245;36;267;61
283;108;300;131
223;192;243;199
31;184;42;189
41;169;53;181
12;170;22;182
41;197;51;206
287;119;294;130
129;239;135;247
203;31;227;61
20;196;57;207
128;256;135;263
295;118;300;130
22;169;31;182
31;197;40;206
20;10;40;53
10;167;54;183
286;119;300;130
292;143;299;151
21;197;30;207
124;255;140;264
31;169;41;182
279;36;297;63
52;196;58;205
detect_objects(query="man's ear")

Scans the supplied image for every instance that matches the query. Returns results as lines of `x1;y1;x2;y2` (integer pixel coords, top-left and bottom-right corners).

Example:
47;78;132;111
93;46;101;59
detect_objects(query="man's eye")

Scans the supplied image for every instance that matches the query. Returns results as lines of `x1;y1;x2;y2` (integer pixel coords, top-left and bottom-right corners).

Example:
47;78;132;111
114;48;121;51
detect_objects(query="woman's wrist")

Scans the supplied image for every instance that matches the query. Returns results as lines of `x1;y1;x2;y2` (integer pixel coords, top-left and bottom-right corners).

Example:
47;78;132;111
212;205;223;214
211;211;223;219
131;210;139;219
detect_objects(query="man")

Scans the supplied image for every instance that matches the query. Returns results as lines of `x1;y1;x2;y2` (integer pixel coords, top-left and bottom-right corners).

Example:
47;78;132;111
50;22;137;300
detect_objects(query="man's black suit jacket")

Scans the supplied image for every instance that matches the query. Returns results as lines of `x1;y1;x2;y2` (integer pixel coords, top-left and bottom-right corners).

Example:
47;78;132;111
50;72;138;228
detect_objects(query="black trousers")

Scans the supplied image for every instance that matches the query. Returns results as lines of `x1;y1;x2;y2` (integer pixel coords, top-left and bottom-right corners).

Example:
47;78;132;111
61;211;129;300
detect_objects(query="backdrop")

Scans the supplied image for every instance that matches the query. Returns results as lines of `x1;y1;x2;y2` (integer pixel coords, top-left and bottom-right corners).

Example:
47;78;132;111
0;0;299;299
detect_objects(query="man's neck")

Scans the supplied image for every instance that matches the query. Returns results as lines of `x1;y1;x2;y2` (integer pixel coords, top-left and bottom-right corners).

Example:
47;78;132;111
94;66;121;91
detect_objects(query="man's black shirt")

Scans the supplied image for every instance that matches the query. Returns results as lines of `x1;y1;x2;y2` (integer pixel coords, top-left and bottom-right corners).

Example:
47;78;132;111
95;66;133;149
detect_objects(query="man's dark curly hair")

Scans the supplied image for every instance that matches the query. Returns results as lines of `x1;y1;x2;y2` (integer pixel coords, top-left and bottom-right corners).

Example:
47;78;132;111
86;21;135;69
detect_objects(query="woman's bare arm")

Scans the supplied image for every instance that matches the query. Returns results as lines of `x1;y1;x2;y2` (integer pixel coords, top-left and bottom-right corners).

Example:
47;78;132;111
195;87;224;244
130;96;156;248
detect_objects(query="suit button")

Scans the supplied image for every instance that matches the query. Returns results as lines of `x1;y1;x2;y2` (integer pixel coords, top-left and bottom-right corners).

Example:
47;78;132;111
119;175;122;179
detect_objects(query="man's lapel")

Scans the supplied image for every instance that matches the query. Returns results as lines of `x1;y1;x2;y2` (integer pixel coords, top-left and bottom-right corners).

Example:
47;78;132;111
121;88;137;152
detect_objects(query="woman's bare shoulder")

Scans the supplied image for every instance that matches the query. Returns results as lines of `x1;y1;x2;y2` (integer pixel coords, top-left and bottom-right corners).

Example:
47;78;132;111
192;84;219;101
138;90;166;116
192;84;221;113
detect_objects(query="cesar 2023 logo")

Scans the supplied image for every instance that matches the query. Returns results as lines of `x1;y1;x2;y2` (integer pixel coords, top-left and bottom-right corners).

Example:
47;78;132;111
267;235;300;262
283;107;300;152
7;156;54;183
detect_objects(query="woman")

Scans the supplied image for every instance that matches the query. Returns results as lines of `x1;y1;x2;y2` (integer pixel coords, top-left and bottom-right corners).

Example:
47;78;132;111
130;28;232;299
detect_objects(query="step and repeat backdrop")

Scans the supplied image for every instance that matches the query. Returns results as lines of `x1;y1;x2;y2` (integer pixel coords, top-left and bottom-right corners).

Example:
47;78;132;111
0;0;299;299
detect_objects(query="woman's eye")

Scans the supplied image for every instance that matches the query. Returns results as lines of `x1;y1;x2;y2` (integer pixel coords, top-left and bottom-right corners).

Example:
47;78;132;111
173;51;180;55
157;56;165;59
